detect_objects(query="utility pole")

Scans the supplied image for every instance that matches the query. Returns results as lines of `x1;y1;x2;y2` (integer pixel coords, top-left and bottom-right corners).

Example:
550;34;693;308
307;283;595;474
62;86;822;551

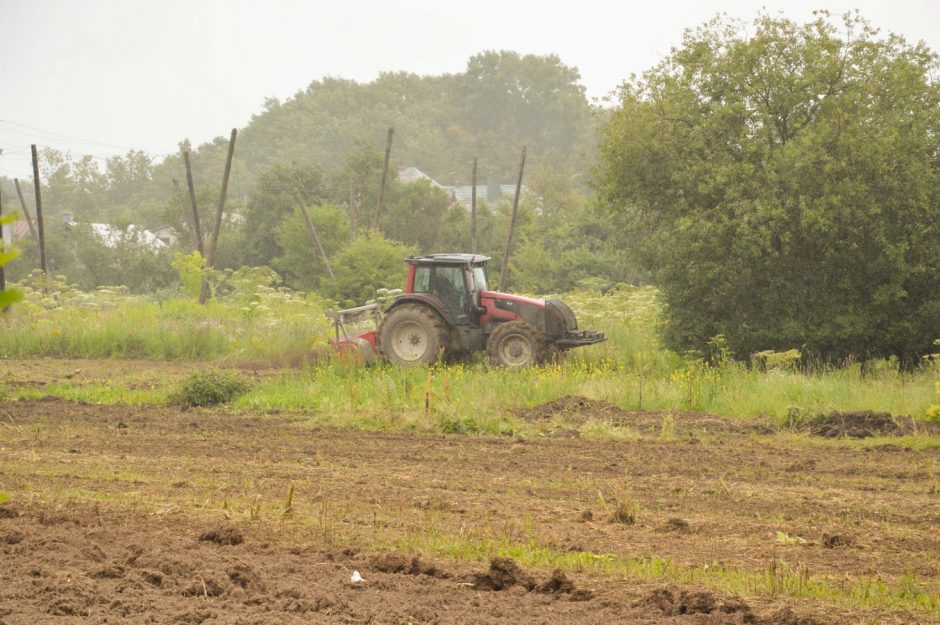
13;179;37;238
374;126;393;230
499;146;526;291
470;157;478;255
183;151;209;304
183;152;204;255
297;196;335;280
30;145;47;275
0;188;5;296
348;174;357;239
206;128;237;269
172;179;196;248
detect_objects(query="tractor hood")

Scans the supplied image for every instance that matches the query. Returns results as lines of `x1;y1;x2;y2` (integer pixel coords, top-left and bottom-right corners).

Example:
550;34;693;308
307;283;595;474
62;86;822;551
479;292;606;349
480;292;571;337
480;291;544;308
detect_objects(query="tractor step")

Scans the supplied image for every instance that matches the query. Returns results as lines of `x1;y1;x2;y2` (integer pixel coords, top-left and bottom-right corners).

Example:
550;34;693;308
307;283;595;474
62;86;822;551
554;330;607;348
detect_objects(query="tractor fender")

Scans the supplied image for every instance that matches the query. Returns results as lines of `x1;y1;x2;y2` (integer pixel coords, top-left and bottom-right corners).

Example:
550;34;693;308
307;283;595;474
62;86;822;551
387;294;455;326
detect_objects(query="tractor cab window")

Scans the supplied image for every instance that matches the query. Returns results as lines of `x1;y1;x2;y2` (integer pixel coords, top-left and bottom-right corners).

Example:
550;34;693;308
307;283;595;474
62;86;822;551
431;266;467;321
471;266;488;292
413;266;431;293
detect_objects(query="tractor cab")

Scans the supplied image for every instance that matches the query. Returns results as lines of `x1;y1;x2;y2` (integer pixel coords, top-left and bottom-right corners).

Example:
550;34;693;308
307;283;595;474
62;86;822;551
405;254;490;326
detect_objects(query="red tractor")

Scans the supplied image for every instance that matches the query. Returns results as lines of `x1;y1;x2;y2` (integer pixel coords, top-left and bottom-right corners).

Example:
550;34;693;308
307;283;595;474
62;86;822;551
329;254;605;367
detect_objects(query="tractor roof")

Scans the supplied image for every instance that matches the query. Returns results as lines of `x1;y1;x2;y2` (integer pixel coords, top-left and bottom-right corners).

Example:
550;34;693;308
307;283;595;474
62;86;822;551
406;254;490;266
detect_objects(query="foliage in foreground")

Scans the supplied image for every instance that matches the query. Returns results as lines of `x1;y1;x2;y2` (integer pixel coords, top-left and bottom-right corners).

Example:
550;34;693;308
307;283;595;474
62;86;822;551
0;269;332;360
598;12;940;363
169;371;250;406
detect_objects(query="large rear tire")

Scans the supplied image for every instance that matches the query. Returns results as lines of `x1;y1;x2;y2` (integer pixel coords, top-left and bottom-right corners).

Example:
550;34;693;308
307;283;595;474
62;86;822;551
486;321;546;368
378;304;449;366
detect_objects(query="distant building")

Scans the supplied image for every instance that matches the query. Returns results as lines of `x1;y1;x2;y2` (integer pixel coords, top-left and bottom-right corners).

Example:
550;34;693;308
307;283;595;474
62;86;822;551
3;218;32;244
150;225;180;247
397;166;526;209
66;221;167;251
397;166;446;189
447;183;521;208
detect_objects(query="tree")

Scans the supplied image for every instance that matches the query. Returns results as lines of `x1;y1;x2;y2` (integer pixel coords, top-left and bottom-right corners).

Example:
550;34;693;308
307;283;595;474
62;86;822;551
597;12;940;363
243;162;325;267
273;203;350;291
319;232;413;307
381;180;453;251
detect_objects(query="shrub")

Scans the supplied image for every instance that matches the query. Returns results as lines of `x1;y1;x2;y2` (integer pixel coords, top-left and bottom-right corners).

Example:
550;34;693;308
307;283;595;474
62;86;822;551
169;371;250;406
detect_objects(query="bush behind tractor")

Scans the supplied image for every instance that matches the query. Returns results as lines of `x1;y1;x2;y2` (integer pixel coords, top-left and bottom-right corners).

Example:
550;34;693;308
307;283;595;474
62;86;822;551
328;254;605;367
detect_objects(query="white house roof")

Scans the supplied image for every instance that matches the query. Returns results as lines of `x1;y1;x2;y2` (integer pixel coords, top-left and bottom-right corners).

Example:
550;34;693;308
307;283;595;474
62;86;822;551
69;221;167;250
397;166;445;189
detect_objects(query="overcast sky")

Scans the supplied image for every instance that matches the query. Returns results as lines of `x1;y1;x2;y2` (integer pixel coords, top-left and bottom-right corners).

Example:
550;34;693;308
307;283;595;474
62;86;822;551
1;0;937;179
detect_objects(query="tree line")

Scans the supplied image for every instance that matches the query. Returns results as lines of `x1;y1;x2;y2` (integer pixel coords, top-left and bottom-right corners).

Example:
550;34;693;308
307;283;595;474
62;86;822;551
2;14;938;363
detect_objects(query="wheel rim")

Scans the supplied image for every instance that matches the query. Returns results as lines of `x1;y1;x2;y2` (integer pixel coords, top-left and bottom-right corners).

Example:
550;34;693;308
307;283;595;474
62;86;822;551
498;333;533;367
390;320;429;362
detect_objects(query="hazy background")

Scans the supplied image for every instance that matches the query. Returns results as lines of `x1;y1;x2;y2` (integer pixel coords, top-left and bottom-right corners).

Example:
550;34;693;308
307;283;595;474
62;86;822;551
1;0;937;178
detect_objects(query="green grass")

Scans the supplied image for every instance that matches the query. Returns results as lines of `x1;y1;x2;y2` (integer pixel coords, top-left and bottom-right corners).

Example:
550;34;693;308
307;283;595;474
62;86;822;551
0;287;332;361
2;282;937;426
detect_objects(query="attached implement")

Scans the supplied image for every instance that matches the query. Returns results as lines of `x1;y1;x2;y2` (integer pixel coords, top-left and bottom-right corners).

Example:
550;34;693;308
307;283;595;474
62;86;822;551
329;254;605;368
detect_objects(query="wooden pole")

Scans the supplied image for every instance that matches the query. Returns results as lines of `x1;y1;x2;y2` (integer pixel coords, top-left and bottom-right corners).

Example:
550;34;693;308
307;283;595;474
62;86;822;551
0;189;5;295
30;145;47;275
183;151;209;304
172;178;197;248
374;126;393;229
13;179;37;238
183;152;205;255
499;146;526;291
348;174;357;240
470;157;478;255
297;198;335;280
206;128;237;268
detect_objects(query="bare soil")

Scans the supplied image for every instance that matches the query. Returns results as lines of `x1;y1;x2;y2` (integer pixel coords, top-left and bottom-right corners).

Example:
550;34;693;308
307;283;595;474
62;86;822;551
802;411;930;438
1;396;938;624
0;500;824;625
513;394;775;435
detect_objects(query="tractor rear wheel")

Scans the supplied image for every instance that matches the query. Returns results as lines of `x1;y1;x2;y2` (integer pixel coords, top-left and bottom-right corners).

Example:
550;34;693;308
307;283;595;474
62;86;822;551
486;321;546;368
378;304;449;366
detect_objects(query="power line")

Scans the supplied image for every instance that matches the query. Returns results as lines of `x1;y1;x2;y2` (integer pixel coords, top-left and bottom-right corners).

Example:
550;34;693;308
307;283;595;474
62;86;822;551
0;119;177;153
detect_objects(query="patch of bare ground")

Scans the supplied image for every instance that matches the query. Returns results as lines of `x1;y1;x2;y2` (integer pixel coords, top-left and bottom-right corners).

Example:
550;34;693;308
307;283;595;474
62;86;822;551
801;411;937;438
1;504;839;624
1;398;938;624
513;394;773;435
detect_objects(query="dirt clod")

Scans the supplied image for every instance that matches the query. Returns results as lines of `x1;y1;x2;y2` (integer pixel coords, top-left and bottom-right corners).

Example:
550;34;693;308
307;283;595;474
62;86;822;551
822;533;852;549
536;569;592;600
640;586;753;620
371;554;445;578
657;517;691;533
182;578;225;597
0;505;20;519
228;563;265;592
804;411;920;438
473;557;535;591
765;607;822;625
198;526;244;546
3;530;24;544
514;395;629;426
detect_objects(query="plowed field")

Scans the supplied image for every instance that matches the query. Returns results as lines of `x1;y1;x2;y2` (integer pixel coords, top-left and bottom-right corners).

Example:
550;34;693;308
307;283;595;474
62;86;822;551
1;394;938;624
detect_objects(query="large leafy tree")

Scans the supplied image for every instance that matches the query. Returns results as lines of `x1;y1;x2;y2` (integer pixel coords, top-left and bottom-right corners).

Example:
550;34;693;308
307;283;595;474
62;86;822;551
597;12;940;363
243;162;325;267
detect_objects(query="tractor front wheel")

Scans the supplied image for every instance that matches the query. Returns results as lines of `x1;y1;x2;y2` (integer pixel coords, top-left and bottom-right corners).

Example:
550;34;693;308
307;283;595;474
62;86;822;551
486;321;546;368
378;304;449;366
